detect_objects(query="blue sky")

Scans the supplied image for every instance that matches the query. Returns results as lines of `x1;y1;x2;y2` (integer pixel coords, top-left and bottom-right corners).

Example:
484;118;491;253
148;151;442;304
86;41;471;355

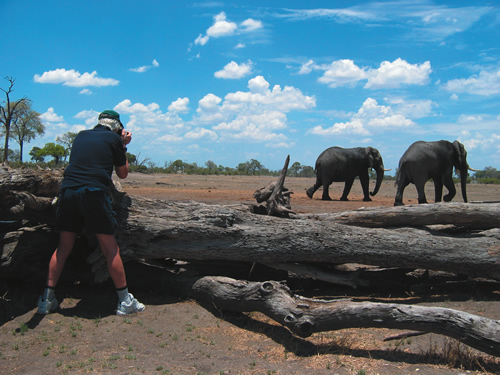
2;0;499;173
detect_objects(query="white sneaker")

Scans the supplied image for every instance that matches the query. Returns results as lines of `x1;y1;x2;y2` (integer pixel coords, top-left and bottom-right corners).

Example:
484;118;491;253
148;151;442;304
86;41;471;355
116;293;145;315
37;296;59;315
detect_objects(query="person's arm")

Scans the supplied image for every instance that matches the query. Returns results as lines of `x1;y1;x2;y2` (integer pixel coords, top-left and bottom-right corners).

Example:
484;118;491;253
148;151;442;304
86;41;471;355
115;158;129;179
115;130;132;179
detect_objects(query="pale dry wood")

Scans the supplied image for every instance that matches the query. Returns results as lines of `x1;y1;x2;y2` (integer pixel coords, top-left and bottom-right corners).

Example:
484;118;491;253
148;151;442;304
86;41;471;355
189;276;500;357
1;169;500;283
311;202;500;229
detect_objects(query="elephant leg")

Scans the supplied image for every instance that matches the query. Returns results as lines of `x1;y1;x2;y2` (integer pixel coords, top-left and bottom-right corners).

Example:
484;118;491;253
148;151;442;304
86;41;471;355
358;173;372;202
321;182;333;201
433;178;443;203
394;178;409;206
415;180;428;204
340;178;355;201
443;177;456;202
306;178;321;199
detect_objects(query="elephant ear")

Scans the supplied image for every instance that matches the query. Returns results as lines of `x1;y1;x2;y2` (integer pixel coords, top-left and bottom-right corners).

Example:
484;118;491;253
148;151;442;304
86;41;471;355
365;147;374;168
453;140;464;165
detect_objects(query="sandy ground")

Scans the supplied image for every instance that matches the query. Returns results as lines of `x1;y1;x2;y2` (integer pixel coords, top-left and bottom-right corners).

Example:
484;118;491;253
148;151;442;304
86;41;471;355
1;173;499;375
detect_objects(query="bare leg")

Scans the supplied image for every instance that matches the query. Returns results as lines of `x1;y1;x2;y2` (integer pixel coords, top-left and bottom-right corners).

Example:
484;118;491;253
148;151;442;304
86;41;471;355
47;231;77;288
96;234;127;289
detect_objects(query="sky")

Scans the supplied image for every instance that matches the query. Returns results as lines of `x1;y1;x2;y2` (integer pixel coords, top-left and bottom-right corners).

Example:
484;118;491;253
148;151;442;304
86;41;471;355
1;0;500;174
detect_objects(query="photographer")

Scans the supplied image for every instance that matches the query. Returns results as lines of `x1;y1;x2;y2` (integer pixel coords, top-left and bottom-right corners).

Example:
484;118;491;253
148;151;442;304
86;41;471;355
37;110;145;316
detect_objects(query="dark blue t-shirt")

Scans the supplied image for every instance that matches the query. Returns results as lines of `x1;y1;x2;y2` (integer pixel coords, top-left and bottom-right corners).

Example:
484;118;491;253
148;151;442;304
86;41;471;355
61;125;126;193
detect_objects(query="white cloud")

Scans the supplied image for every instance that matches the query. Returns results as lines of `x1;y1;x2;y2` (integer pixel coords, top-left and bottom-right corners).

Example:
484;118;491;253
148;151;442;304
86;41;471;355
194;33;209;46
318;59;368;88
168;97;190;114
197;93;222;113
443;68;500;96
365;59;432;89
79;89;92;95
235;43;246;49
34;68;119;87
308;58;431;89
40;107;64;123
130;59;160;73
277;4;491;42
240;18;263;31
207;12;238;38
215;61;253;79
185;128;218;141
309;97;415;136
194;11;264;46
114;99;160;114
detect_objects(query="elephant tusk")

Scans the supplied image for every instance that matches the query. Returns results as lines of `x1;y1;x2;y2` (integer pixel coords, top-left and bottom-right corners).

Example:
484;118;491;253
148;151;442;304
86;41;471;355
384;168;391;171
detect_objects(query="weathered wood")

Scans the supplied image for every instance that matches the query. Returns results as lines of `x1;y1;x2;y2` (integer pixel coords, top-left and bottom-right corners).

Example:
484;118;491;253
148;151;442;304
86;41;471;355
315;202;500;229
1;169;500;283
252;155;294;217
189;276;500;357
2;168;500;358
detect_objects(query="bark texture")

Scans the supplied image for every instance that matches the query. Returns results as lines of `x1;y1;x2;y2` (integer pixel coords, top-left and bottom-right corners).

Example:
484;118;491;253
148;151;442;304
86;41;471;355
1;168;500;357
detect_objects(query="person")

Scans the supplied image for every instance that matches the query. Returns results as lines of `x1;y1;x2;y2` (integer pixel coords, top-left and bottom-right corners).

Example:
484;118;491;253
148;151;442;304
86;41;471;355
37;110;145;316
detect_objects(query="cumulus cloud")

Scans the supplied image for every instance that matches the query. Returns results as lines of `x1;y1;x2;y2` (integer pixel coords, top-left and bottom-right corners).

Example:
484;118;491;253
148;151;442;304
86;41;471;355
443;68;500;96
130;59;160;73
114;99;160;114
194;11;263;46
309;97;415;136
207;11;238;37
40;107;65;123
34;68;119;87
168;97;190;114
365;59;432;89
305;58;431;89
215;61;253;79
318;59;368;88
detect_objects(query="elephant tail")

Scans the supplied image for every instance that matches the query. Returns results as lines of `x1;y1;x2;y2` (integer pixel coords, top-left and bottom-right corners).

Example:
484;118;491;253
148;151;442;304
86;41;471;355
394;165;401;187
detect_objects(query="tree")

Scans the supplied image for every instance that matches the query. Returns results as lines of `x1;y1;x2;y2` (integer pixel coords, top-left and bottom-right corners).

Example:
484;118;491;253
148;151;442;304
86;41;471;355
9;101;44;162
205;160;217;174
38;142;66;165
474;166;500;180
29;146;45;162
0;76;29;163
287;162;302;177
56;131;78;162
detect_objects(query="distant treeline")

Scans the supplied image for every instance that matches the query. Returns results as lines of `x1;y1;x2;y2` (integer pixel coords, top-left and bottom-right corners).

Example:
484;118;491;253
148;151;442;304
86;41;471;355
4;156;500;184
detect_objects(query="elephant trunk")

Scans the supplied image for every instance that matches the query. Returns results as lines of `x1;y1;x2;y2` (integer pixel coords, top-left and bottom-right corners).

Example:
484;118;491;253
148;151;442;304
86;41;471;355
370;167;384;196
460;166;468;203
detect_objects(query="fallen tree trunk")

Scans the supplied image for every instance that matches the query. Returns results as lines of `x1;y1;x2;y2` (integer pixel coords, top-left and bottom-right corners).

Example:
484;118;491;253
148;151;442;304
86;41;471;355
187;276;500;357
316;202;500;229
2;168;500;357
1;169;500;283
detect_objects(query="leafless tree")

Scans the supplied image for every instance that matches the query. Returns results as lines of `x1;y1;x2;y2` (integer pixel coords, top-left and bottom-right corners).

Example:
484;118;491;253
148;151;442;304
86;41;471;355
0;77;28;163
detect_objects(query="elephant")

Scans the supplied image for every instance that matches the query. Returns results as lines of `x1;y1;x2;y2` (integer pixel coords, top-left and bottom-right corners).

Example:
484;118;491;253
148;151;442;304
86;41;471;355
394;140;476;206
306;146;387;201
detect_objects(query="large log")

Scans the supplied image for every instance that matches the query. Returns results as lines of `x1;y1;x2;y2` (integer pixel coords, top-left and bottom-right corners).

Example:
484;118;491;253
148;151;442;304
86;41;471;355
187;276;500;357
319;202;500;230
2;168;500;357
1;168;500;283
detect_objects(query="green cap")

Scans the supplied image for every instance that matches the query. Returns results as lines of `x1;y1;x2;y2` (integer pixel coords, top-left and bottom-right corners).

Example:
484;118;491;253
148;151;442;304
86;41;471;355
99;110;121;122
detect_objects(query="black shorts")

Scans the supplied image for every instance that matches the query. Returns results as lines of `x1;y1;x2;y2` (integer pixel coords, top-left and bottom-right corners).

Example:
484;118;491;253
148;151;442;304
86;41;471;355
56;187;117;234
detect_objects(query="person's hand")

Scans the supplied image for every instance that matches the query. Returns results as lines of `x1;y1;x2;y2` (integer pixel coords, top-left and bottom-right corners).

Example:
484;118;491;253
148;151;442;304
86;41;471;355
121;130;132;145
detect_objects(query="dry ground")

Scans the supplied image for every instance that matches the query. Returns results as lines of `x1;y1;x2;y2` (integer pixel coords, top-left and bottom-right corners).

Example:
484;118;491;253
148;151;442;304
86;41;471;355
1;173;500;375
